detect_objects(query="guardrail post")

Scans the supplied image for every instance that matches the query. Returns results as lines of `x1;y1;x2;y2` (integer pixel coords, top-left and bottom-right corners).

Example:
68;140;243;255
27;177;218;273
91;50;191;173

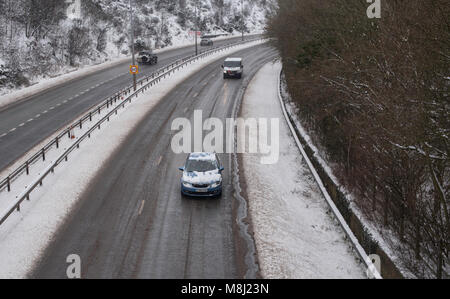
26;161;29;175
79;120;82;129
42;149;45;161
56;136;59;149
7;176;10;192
90;112;92;121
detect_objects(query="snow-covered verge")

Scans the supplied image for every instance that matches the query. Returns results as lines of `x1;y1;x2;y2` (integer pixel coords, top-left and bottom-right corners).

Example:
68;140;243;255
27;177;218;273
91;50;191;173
281;78;412;278
0;39;267;278
239;61;366;278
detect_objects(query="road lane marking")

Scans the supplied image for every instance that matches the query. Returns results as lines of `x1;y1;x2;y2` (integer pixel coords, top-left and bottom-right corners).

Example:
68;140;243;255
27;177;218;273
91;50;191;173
222;81;229;105
156;155;162;166
35;114;41;118
49;106;54;110
42;110;48;114
138;200;146;215
27;118;33;122
63;100;68;103
0;133;6;138
9;127;16;132
18;123;25;127
193;92;199;98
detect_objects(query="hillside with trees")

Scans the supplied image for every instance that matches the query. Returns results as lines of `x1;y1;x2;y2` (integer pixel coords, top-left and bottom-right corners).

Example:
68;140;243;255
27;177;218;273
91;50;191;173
268;0;449;278
0;0;275;94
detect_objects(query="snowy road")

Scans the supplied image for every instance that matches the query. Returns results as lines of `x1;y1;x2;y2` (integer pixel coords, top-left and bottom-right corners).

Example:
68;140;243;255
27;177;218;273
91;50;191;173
28;43;278;278
239;62;366;278
0;36;253;172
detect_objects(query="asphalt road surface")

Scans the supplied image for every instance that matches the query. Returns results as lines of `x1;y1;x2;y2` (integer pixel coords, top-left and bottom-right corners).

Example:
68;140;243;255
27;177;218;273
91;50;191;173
0;36;254;171
30;43;278;278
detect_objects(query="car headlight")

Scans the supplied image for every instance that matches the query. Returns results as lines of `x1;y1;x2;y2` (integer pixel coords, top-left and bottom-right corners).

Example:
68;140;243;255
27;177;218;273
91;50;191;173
182;181;192;188
211;181;222;188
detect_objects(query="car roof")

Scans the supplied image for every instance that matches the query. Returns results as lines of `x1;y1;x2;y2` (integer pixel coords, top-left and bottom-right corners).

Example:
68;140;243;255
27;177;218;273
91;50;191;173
188;152;217;161
224;57;242;62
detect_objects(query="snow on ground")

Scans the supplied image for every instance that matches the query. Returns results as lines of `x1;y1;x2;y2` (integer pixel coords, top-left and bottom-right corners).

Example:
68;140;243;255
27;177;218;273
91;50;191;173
0;39;266;278
0;33;260;110
239;61;366;278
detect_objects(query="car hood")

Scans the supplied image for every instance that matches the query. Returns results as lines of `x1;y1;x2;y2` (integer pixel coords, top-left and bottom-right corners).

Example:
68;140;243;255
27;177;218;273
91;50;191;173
182;170;221;185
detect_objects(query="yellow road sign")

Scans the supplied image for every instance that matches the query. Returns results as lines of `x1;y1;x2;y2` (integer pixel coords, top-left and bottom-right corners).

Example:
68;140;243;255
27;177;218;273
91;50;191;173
130;65;139;75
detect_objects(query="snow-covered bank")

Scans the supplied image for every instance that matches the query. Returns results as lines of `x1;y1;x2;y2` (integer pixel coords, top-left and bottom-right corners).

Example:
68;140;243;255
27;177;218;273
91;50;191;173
239;61;366;278
0;39;267;278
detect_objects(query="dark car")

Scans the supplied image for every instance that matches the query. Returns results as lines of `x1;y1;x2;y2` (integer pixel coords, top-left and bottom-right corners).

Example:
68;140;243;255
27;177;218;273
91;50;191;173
137;50;158;65
200;38;213;46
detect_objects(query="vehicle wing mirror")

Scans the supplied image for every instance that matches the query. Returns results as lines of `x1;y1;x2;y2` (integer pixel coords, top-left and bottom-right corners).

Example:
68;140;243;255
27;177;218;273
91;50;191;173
179;167;185;171
219;167;224;172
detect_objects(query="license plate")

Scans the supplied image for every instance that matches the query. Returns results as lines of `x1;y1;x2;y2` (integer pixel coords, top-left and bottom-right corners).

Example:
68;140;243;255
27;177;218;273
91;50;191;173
196;189;208;193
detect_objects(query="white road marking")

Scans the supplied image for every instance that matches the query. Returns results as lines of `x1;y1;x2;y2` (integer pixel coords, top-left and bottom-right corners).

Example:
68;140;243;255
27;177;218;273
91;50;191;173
63;100;68;103
193;92;199;98
27;118;33;122
0;133;7;138
49;106;54;110
156;156;163;166
35;114;41;118
18;123;25;127
9;127;16;132
42;110;48;114
138;200;146;215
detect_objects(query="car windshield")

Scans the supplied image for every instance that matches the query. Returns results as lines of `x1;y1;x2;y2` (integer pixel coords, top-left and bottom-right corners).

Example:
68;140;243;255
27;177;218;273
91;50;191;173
139;51;151;55
224;61;241;67
185;159;217;172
